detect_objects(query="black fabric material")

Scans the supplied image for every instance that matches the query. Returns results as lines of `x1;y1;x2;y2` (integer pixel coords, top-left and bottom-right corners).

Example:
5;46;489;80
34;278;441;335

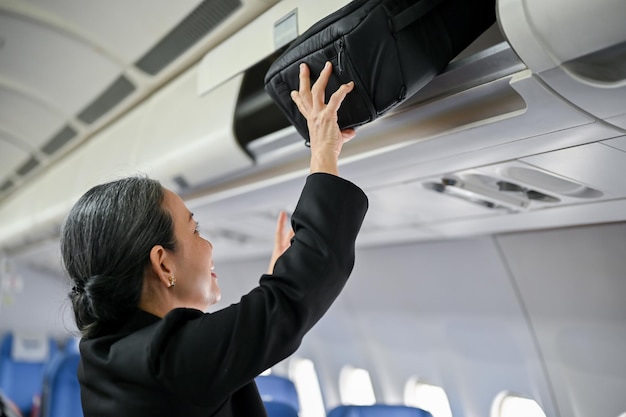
264;0;496;144
77;173;368;417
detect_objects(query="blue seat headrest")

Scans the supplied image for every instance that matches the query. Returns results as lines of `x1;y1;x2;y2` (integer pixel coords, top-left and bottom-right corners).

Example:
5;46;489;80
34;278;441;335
327;404;433;417
263;401;299;417
255;375;300;412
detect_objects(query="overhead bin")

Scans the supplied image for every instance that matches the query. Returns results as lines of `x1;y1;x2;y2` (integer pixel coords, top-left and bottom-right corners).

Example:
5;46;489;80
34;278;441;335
498;0;626;128
197;0;353;161
198;0;352;96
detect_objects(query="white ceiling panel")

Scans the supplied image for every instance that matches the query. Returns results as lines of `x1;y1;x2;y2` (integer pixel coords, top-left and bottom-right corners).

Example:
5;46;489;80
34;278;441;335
366;181;501;228
20;0;206;63
605;113;626;130
0;15;121;115
602;135;626;153
0;138;29;180
0;87;65;149
195;210;279;263
538;66;626;122
8;238;65;277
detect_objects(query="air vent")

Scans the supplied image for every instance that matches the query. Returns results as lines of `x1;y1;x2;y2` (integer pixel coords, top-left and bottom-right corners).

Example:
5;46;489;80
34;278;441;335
41;125;78;155
423;173;563;212
423;178;516;211
17;156;40;177
135;0;243;75
207;227;254;243
77;76;136;124
0;179;13;192
172;175;191;191
506;166;604;199
466;174;561;204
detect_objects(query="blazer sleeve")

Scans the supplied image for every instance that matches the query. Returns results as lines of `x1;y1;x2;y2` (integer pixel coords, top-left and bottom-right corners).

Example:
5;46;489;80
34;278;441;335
149;173;368;407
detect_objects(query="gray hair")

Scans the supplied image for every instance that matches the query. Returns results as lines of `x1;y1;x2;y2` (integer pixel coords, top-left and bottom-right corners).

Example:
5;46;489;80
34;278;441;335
61;177;176;338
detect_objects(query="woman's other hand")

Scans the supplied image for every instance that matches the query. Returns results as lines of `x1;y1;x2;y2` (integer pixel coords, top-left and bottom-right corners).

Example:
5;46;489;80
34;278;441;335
290;62;355;176
267;211;295;274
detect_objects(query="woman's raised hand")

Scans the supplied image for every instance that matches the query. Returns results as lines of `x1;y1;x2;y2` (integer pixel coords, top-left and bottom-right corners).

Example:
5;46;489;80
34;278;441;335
290;62;355;176
267;211;295;275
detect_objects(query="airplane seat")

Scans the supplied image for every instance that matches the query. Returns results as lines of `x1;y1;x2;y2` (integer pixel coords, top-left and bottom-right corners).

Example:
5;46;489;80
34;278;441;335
327;404;433;417
255;375;300;412
0;333;57;417
63;337;80;354
40;351;83;417
263;401;299;417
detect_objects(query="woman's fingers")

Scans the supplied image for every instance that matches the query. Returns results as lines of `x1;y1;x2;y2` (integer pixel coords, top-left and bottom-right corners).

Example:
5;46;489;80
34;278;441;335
290;61;356;170
268;211;294;275
298;63;311;95
274;211;287;240
297;63;312;110
311;62;333;107
291;62;353;115
290;90;306;117
291;63;313;117
327;81;354;114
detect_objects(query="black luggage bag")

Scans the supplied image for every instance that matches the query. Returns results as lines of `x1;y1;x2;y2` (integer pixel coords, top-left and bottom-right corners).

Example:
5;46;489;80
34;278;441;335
264;0;496;144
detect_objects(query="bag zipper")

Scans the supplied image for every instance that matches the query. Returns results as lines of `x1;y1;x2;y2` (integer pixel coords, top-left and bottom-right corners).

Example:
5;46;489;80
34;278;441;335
334;38;376;121
336;39;345;75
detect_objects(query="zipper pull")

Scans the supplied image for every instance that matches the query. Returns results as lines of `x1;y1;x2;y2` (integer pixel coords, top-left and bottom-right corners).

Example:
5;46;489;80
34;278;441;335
336;39;344;75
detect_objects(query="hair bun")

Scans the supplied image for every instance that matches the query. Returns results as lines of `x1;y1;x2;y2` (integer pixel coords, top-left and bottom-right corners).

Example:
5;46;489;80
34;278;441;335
83;274;133;324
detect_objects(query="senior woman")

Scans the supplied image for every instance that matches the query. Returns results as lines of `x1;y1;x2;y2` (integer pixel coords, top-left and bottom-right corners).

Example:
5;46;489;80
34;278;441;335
61;61;368;417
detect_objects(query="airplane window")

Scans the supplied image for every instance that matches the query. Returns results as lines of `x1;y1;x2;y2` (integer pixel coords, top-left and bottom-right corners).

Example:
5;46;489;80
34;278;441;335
490;391;547;417
403;377;453;417
288;358;326;417
338;365;376;406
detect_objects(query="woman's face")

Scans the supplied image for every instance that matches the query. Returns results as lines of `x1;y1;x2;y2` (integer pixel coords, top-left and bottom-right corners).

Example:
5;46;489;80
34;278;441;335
162;189;220;311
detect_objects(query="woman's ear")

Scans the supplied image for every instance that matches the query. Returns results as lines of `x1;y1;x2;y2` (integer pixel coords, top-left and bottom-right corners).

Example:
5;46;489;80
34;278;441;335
149;245;175;288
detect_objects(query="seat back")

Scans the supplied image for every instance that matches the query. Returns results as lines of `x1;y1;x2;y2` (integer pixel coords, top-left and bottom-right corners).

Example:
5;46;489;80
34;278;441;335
0;333;56;416
327;404;433;417
263;401;299;417
41;352;83;417
255;375;300;412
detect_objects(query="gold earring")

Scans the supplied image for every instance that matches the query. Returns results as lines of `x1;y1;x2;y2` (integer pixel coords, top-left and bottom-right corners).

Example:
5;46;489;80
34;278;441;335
169;275;176;287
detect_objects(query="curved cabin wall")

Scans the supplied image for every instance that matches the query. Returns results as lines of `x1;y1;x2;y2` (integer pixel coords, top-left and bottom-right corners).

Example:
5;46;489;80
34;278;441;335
209;222;626;417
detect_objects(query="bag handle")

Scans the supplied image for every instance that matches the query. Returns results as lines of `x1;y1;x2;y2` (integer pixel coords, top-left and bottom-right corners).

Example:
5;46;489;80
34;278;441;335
390;0;445;32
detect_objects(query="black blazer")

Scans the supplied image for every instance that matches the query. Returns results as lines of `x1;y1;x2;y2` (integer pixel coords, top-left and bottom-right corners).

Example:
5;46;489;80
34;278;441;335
78;173;368;417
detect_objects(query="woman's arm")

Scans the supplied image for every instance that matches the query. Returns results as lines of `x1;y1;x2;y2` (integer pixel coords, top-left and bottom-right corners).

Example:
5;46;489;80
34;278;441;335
153;174;367;407
149;63;367;407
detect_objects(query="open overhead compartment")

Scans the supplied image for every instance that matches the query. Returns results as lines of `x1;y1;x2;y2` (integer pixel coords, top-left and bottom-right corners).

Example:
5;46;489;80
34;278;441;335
194;0;625;181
